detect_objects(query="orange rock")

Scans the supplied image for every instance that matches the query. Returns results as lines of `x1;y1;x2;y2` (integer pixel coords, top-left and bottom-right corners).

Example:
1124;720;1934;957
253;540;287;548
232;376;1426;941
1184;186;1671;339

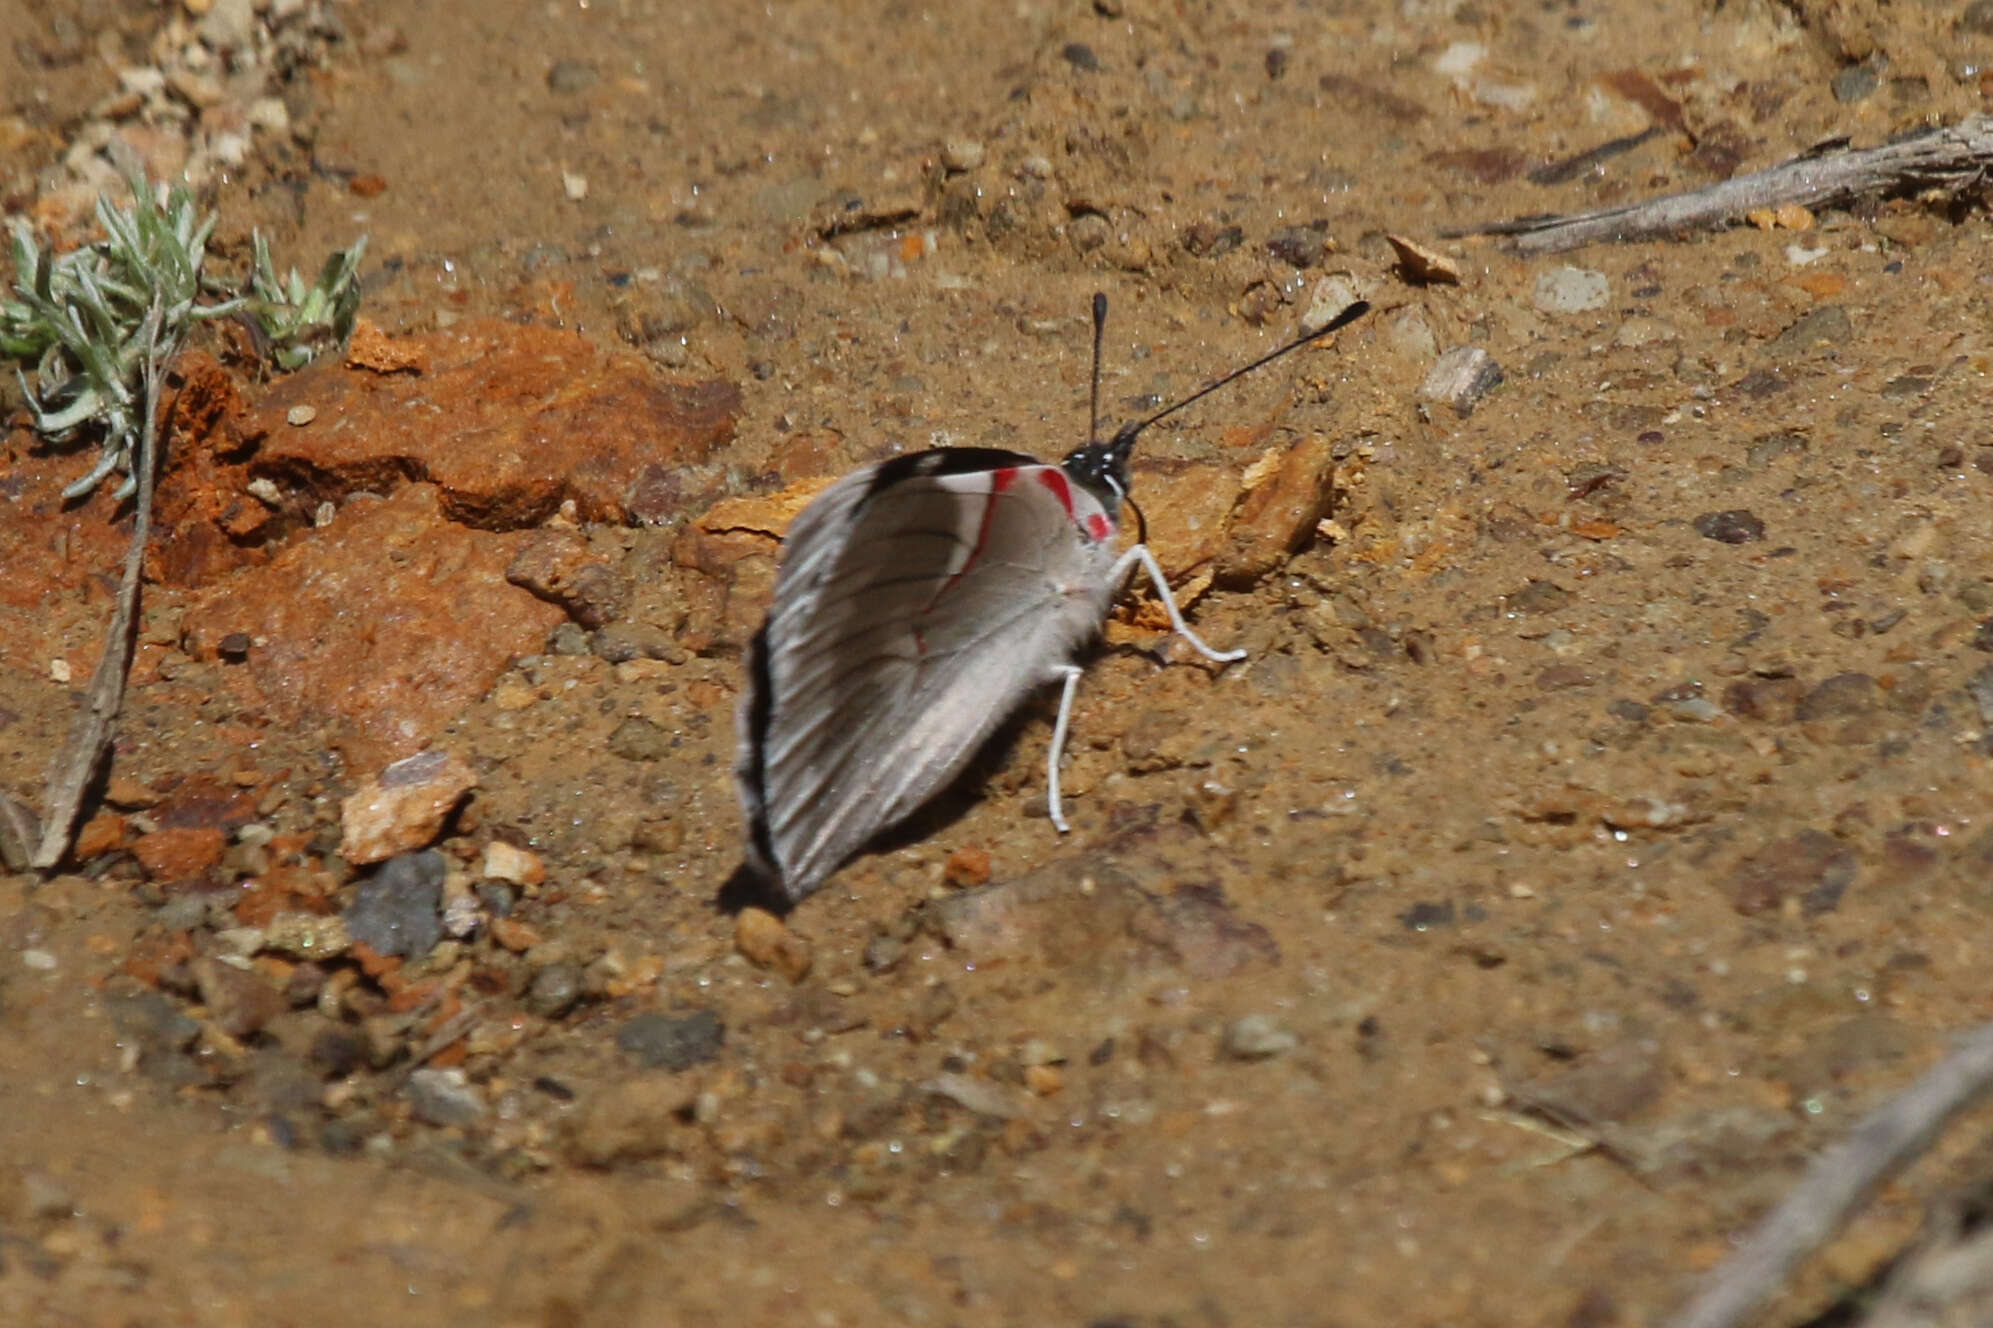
132;826;226;887
73;811;127;860
180;485;564;769
339;749;478;865
487;917;543;953
1224;434;1336;583
1131;458;1235;579
148;351;267;590
245;317;740;527
942;844;992;888
344;317;428;374
735;907;812;983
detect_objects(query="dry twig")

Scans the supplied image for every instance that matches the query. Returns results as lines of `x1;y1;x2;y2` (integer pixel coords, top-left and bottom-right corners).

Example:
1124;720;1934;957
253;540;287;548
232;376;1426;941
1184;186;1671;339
30;302;167;869
1456;114;1993;254
1669;1020;1993;1328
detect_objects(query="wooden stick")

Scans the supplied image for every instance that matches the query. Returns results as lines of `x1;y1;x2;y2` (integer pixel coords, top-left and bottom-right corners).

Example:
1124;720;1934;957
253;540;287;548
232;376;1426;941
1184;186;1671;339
30;302;166;870
1455;114;1993;255
1668;1019;1993;1328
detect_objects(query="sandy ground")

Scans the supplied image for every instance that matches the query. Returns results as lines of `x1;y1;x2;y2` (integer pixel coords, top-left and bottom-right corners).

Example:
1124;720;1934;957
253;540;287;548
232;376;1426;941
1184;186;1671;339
6;0;1993;1323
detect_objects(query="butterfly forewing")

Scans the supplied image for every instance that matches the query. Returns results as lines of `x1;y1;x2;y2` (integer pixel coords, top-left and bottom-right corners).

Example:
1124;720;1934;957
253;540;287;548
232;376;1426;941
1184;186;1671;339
741;455;1122;900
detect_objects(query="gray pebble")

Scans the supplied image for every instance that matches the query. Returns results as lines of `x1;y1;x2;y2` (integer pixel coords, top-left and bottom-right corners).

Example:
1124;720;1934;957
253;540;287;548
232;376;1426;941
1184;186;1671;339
1062;42;1100;71
1796;672;1879;720
546;60;600;95
1768;306;1852;357
1693;509;1765;544
1532;266;1609;313
526;963;584;1019
343;850;446;959
1266;224;1327;269
1831;61;1880;104
941;137;985;172
1965;665;1993;726
863;932;905;972
1222;1013;1299;1060
608;717;673;762
154;894;208;933
405;1067;487;1127
592;621;683;664
1419;346;1504;418
616;1008;724;1071
548;621;592;655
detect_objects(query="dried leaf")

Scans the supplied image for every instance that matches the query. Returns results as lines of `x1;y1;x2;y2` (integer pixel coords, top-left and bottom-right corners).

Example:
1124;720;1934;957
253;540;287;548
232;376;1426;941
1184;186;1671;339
1385;233;1462;286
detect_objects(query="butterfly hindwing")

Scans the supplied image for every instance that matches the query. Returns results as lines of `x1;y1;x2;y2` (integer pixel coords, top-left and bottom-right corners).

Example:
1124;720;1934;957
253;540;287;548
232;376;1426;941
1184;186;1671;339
738;451;1122;901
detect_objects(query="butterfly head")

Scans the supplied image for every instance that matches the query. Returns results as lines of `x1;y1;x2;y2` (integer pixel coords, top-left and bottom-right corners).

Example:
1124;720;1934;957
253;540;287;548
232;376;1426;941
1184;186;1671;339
1060;420;1141;509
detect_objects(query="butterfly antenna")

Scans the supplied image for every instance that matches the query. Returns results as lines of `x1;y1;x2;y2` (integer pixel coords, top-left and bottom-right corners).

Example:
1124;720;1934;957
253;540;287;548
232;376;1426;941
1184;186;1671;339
1087;291;1108;446
1110;299;1370;450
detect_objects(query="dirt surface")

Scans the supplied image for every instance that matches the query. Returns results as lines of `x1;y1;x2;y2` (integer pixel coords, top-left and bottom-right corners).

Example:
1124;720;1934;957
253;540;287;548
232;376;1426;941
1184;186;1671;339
6;0;1993;1324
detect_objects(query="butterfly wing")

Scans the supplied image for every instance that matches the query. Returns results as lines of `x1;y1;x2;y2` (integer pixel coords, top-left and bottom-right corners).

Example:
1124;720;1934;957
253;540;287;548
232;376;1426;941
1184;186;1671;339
738;453;1122;902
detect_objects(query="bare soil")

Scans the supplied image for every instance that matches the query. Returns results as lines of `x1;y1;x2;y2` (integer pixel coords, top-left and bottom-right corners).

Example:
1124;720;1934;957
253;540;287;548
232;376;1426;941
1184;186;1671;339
6;0;1993;1324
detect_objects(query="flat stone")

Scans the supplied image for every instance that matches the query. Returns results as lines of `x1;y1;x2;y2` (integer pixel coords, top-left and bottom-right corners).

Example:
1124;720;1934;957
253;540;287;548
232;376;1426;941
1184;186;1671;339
405;1067;486;1127
615;1008;724;1071
1419;346;1504;417
1222;1014;1299;1060
339;750;477;865
191;956;285;1038
734;907;813;983
131;826;226;888
244;318;741;529
1730;829;1857;916
1129;459;1237;579
1694;509;1764;544
1767;306;1853;357
1532;267;1609;313
343;850;447;958
1223;435;1337;583
181;484;564;770
505;531;631;629
1509;1034;1666;1126
1795;672;1880;721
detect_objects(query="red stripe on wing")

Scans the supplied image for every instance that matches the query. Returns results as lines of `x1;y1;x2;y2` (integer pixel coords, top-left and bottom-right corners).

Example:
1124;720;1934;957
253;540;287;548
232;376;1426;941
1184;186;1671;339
914;464;1031;653
1035;467;1074;516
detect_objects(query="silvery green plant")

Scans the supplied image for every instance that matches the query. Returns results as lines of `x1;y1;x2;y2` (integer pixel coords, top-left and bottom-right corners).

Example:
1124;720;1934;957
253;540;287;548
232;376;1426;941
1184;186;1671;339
1;175;243;500
1;172;368;500
247;230;367;371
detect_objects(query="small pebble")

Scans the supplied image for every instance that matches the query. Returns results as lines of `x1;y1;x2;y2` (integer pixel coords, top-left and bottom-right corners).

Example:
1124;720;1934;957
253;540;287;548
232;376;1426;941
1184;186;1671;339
526;963;584;1018
940;137;985;172
607;717;672;762
286;404;317;426
21;949;57;972
1532;266;1610;313
405;1067;487;1127
1420;346;1504;418
482;840;545;888
1694;509;1765;544
735;907;813;983
1062;42;1100;71
616;1008;725;1071
1222;1014;1299;1060
342;850;446;958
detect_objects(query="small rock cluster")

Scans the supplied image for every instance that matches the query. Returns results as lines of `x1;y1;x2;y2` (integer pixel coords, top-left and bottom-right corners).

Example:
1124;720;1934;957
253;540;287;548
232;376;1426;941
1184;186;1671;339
24;0;347;235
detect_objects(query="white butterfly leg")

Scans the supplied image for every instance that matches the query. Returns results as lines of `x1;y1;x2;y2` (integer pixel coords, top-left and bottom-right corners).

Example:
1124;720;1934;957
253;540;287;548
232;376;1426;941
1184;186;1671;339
1045;664;1084;834
1110;544;1248;664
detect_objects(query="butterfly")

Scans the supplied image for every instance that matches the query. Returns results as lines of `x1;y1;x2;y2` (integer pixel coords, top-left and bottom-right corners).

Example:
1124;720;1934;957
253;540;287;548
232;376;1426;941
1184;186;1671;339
730;295;1368;908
